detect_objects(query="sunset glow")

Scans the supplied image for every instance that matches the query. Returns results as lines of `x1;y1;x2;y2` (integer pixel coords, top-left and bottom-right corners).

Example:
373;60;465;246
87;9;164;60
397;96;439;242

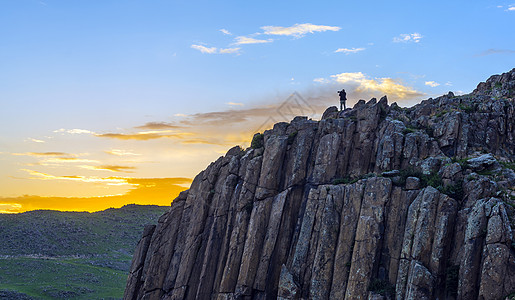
1;1;513;213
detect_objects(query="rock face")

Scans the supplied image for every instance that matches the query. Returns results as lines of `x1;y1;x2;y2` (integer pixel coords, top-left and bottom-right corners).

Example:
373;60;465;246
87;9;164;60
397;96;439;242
125;69;515;300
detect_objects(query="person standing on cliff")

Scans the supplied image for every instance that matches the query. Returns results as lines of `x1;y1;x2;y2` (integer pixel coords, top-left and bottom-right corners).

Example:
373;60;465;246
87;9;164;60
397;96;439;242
338;89;347;110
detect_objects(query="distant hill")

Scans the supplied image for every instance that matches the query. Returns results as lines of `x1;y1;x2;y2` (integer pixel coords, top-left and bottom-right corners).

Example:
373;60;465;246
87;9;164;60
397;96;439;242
0;204;169;299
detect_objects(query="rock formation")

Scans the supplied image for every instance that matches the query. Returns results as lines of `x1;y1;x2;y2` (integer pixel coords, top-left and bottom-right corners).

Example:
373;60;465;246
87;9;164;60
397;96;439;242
124;69;515;300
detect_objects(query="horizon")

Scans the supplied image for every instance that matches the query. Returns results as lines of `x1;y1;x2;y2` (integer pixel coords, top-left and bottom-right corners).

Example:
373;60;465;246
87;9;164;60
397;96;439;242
1;1;514;213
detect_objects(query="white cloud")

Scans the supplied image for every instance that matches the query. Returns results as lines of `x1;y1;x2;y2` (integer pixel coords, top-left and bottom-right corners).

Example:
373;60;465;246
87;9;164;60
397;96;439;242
191;44;218;54
329;72;423;99
175;113;187;117
219;47;241;54
191;44;240;55
54;128;94;134
220;29;232;35
313;77;330;84
425;81;440;87
27;138;45;143
393;33;423;43
445;81;453;86
226;102;244;106
233;36;273;45
335;47;366;54
508;5;515;11
261;23;340;38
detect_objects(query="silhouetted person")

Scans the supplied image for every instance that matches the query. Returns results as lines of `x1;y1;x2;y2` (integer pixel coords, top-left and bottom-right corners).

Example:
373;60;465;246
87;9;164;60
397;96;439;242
338;89;347;110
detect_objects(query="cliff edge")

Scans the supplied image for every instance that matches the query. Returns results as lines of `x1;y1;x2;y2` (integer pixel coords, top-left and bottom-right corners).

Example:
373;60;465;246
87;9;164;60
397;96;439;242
124;69;515;300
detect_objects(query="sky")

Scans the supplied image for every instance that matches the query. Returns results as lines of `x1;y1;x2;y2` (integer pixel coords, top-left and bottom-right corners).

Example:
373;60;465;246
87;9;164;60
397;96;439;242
0;0;514;213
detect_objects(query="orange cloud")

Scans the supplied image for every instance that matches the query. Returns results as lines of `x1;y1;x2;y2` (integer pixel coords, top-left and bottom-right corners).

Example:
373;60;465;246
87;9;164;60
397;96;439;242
135;122;183;130
80;165;136;173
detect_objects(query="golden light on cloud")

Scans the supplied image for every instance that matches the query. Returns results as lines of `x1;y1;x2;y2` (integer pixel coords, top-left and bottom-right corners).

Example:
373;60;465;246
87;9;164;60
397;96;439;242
22;169;129;185
80;165;136;173
0;203;22;214
330;72;424;99
0;177;192;213
95;131;191;140
12;152;69;156
105;149;141;156
135;122;183;130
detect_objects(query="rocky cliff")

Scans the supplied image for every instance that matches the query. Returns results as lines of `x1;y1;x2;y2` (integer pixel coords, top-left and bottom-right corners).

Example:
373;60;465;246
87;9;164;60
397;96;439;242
124;69;515;300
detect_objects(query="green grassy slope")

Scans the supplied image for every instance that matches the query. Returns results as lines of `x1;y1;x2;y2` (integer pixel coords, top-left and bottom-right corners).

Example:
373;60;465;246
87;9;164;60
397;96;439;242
0;204;169;299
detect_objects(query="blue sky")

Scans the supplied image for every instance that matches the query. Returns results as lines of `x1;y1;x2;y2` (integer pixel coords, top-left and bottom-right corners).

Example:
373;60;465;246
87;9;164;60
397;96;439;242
0;0;514;211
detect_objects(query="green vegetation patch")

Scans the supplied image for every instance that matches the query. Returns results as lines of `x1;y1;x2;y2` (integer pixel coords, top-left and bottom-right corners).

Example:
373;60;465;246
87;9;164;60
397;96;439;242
251;133;264;149
0;257;126;300
0;204;169;299
458;104;475;113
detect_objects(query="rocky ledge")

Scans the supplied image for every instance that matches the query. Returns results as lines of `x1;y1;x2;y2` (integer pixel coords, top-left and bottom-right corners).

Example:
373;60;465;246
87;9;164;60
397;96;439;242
124;69;515;300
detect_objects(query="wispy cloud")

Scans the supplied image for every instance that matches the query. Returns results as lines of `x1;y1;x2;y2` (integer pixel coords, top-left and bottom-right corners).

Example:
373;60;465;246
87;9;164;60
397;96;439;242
40;157;99;164
191;44;240;54
219;47;241;54
13;152;68;156
313;78;330;84
80;165;136;173
191;44;218;54
476;48;515;56
425;81;440;87
105;149;141;156
330;72;424;99
135;122;183;130
95;131;191;141
261;23;341;38
54;128;94;134
233;36;273;45
335;47;366;54
226;102;244;106
393;33;423;43
22;169;129;185
220;29;232;35
27;138;45;143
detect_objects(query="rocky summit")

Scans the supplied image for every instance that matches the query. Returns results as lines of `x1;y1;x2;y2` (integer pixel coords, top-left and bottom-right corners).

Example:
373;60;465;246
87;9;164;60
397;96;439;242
124;69;515;300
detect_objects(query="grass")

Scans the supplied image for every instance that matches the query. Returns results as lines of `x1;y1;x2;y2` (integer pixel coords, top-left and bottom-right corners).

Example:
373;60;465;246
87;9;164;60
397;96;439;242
0;257;126;299
458;104;475;113
402;127;416;135
435;109;450;118
0;204;169;299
